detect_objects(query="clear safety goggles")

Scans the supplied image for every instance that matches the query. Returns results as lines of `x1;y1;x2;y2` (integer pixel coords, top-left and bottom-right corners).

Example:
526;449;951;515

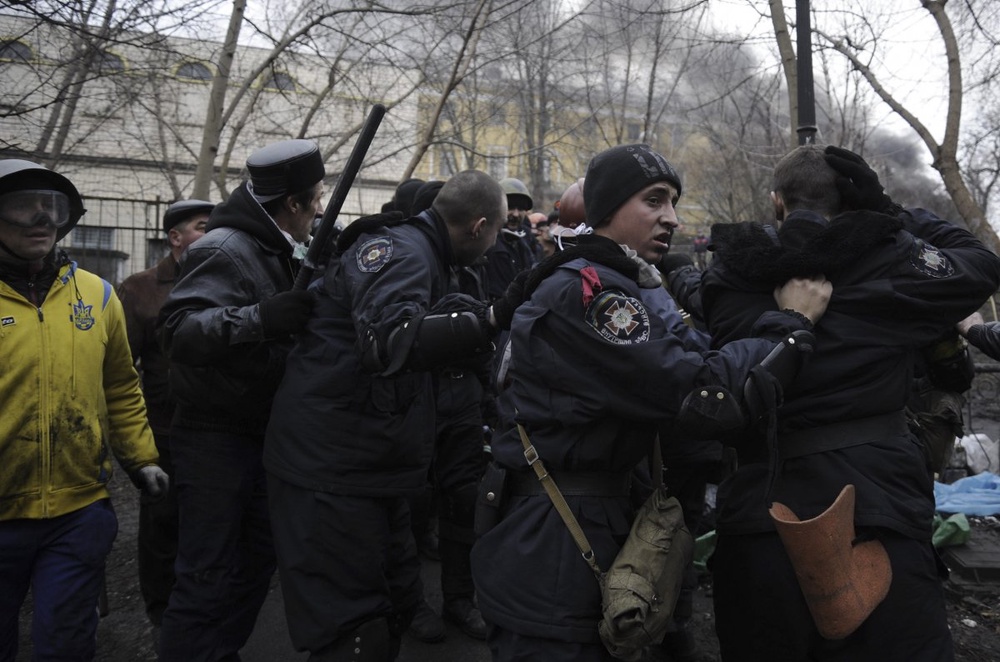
0;189;73;228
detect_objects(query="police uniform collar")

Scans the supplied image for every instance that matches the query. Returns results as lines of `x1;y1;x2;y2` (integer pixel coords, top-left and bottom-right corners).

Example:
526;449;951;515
420;208;456;266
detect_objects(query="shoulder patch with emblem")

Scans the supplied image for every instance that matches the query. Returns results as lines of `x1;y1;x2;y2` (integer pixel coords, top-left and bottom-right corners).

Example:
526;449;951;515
584;290;651;345
910;240;953;279
356;236;393;273
1;316;14;327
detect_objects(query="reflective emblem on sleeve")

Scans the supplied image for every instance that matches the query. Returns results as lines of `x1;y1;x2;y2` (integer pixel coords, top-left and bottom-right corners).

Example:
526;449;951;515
584;290;651;345
910;240;954;279
357;236;393;273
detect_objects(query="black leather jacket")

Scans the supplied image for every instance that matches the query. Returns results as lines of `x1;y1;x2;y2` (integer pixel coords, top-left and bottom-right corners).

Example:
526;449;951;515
159;183;298;434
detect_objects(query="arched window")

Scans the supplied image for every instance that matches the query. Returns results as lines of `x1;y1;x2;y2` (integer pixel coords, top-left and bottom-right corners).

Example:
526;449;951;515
96;50;125;73
0;40;32;62
176;61;212;81
262;71;295;91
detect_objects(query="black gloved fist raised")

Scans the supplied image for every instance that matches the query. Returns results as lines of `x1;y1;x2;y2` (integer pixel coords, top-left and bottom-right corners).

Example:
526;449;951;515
823;145;902;216
490;269;531;331
259;289;315;338
430;292;494;337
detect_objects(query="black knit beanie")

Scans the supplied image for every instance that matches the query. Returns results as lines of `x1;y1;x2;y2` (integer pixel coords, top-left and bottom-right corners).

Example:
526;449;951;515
583;144;682;227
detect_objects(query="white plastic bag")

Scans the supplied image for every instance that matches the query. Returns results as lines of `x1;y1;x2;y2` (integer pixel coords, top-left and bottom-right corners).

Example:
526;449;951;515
959;433;998;475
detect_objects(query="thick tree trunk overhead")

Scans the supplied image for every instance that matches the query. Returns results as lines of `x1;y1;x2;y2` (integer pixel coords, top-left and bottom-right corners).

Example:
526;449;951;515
192;0;245;201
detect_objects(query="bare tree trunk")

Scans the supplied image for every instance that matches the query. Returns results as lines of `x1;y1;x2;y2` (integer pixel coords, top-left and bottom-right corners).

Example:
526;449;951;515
815;2;1000;254
769;0;797;147
192;0;245;200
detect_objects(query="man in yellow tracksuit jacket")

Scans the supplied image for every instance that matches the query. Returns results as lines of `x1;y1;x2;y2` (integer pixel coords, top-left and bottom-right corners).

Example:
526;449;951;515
0;159;167;661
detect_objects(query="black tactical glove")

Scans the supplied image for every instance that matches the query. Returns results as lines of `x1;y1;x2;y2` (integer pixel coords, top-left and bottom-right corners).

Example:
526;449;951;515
490;269;531;331
823;146;903;216
658;253;704;323
259;290;315;338
657;252;694;277
430;292;494;337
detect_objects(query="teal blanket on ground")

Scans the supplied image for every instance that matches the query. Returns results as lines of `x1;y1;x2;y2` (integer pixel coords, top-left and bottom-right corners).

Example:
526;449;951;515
935;471;1000;516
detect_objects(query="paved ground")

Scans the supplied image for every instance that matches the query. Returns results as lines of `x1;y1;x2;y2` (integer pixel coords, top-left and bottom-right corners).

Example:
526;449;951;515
242;559;491;662
14;411;1000;660
15;471;491;662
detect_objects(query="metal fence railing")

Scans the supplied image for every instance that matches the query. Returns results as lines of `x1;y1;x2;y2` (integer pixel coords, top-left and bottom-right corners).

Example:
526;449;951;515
63;196;168;286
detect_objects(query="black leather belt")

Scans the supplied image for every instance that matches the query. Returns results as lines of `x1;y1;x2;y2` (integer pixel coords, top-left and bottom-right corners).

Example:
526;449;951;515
778;411;909;460
507;469;632;497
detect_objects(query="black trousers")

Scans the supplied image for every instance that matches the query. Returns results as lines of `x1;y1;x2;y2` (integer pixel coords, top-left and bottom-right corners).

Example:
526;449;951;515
268;475;421;654
137;430;178;625
712;529;954;662
434;372;488;598
159;428;275;662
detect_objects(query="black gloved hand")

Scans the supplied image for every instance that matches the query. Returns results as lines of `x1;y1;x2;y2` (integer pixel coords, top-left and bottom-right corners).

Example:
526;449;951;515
430;292;494;337
657;252;694;277
259;290;315;337
430;292;484;314
823;145;902;215
490;269;531;331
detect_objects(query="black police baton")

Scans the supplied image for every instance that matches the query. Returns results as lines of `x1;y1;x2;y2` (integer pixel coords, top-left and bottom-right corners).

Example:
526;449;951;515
293;103;387;290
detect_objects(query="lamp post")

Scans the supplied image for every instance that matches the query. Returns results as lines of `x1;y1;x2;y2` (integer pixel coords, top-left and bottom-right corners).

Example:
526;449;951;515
796;0;817;144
